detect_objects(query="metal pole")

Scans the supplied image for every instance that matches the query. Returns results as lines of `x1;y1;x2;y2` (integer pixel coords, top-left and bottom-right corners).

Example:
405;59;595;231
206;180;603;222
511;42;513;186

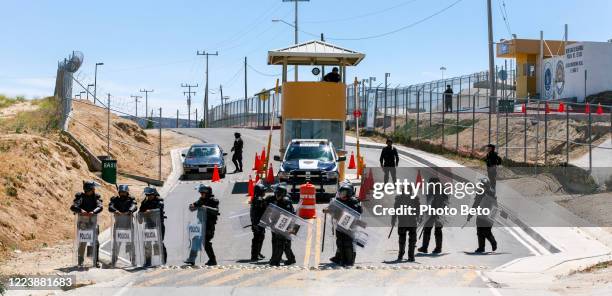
586;70;592;171
176;109;179;128
416;90;420;139
94;63;103;105
107;94;111;158
472;94;476;154
244;56;248;126
158;108;162;182
384;73;389;134
524;95;528;163
487;0;497;113
196;108;198;127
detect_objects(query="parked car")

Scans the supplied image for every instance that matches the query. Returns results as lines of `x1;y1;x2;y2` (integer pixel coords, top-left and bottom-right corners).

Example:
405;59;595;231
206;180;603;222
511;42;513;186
182;144;227;178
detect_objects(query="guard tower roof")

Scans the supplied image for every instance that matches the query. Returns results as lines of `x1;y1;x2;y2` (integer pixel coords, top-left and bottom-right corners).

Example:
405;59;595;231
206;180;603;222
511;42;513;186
268;40;365;66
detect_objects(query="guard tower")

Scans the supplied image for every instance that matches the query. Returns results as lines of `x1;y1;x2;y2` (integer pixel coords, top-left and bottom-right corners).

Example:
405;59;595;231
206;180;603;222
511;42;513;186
267;40;365;153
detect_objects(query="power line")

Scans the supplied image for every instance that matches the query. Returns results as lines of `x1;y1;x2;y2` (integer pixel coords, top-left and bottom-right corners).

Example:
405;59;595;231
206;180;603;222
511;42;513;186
303;0;464;41
497;0;512;37
302;0;420;24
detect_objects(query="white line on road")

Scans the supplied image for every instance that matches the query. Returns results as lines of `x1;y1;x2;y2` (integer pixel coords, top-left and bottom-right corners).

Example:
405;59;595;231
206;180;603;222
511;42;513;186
112;280;134;296
477;271;504;296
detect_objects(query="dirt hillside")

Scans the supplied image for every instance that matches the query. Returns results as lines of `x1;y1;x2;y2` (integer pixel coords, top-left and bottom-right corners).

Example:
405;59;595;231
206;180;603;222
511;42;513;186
68;100;199;179
0;134;115;261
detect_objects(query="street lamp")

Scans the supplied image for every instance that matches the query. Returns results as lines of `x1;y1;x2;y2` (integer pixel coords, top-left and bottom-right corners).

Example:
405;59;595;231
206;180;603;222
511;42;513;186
440;66;447;80
94;62;104;105
86;84;94;102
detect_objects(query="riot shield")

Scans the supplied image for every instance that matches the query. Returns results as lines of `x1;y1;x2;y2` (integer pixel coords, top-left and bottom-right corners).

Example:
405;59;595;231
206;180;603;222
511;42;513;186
135;209;165;267
110;213;136;267
73;214;98;267
258;204;309;241
182;206;218;265
229;209;252;237
327;199;371;248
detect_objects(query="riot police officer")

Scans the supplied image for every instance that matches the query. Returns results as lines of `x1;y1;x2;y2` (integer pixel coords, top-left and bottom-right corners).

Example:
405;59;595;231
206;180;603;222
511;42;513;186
70;180;103;267
468;178;498;253
392;186;420;262
108;185;137;266
250;182;268;261
139;187;167;265
418;177;449;254
327;183;362;267
185;184;220;266
266;183;296;266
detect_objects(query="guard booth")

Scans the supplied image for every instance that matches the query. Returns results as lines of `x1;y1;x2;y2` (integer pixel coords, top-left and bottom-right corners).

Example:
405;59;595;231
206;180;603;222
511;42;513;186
267;40;365;170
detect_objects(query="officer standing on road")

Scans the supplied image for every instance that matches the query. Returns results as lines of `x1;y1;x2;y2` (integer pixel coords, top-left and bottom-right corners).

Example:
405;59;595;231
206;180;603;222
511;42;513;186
185;184;220;266
323;67;341;83
418;177;449;255
468;178;498;253
249;182;268;262
484;144;502;191
391;186;420;262
108;185;137;266
325;183;363;267
444;85;453;113
266;183;297;266
380;139;399;185
70;181;103;267
139;187;167;265
231;132;244;173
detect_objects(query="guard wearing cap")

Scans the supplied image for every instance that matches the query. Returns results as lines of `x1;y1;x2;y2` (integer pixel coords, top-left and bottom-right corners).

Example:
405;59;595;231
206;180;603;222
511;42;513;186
70;180;103;267
139;187;166;265
266;183;296;266
108;185;137;266
185;184;220;266
325;183;362;266
250;182;268;262
468;178;498;253
231;132;244;173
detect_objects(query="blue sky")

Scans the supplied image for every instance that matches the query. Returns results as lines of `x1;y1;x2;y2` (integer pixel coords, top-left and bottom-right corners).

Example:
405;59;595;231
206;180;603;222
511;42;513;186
1;0;611;118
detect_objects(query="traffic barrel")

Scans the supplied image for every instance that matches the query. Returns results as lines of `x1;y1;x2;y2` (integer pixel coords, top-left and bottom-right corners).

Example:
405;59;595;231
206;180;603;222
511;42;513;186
211;164;221;182
521;103;526;114
558;102;565;113
298;182;316;219
348;151;356;169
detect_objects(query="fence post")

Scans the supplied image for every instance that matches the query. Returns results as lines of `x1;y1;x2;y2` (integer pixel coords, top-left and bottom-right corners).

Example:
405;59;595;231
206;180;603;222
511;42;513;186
544;100;548;165
505;98;509;159
416;90;420;139
176;109;179;128
472;94;476;154
524;97;528;163
107;94;111;158
456;93;460;152
158;107;162;182
441;92;445;146
429;89;433;129
588;103;592;172
196;108;198;128
394;88;398;133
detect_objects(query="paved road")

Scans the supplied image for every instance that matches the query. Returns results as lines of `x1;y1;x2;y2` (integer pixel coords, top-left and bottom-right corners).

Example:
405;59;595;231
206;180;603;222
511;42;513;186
66;128;543;295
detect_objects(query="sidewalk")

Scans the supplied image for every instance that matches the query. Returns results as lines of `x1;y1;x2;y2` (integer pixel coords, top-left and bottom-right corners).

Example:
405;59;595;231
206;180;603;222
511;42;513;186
346;135;612;281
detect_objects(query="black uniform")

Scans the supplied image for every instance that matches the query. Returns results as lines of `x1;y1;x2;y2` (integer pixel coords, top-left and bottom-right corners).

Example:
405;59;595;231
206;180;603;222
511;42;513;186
419;190;449;254
333;197;363;266
444;87;453;112
250;193;268;261
109;195;137;266
231;137;244;172
380;145;399;184
392;195;420;261
470;191;497;252
484;151;502;191
70;192;103;266
266;195;296;266
323;72;341;83
139;197;167;265
186;196;220;265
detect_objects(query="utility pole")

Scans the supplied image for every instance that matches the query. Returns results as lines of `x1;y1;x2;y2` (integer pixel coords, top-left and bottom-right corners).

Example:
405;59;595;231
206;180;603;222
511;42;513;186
219;85;224;120
130;95;142;118
197;51;219;128
282;0;310;81
94;62;104;105
139;89;154;120
486;0;497;115
86;84;94;102
181;83;198;128
107;93;111;159
244;56;248;126
321;33;325;77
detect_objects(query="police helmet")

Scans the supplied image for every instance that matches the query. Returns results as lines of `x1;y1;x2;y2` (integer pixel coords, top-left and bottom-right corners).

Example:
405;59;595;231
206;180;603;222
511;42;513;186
254;182;267;197
338;183;354;198
83;180;98;192
118;184;129;193
144;187;158;196
197;184;214;196
274;183;287;197
479;178;492;192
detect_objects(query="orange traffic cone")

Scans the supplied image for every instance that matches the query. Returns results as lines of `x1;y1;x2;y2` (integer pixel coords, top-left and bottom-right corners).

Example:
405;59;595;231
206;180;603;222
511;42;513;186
260;148;266;165
545;102;550;114
265;163;275;184
247;175;254;199
585;103;591;114
211;164;221;182
255;174;260;184
415;169;423;186
358;182;367;201
252;152;259;170
348;151;356;169
596;103;604;115
521;103;526;113
558;102;565;113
